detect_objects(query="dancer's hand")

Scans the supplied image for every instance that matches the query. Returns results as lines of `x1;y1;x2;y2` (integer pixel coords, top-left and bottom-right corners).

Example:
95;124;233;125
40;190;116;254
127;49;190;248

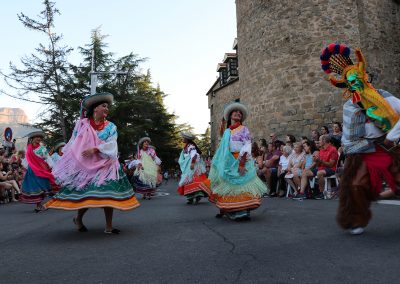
384;139;395;148
82;148;98;158
238;165;247;175
190;164;194;170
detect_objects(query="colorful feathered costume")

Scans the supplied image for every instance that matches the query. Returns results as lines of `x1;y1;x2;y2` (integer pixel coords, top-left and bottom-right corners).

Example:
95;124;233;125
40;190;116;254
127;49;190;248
320;43;400;234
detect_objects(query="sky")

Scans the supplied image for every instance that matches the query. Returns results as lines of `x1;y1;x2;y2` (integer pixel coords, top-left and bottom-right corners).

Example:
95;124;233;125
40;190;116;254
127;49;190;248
0;0;237;134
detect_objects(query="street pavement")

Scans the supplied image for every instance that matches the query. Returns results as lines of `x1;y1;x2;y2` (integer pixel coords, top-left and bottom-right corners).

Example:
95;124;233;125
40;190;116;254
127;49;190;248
1;180;400;283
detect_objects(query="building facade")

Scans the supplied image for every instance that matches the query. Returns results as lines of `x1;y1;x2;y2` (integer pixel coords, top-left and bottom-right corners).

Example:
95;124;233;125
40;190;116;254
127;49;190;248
207;0;400;150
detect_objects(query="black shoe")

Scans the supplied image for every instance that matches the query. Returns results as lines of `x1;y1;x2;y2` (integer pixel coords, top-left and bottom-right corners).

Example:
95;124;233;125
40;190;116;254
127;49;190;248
187;199;193;205
314;192;324;200
215;213;223;218
194;196;201;204
104;228;120;234
293;193;307;200
73;217;88;232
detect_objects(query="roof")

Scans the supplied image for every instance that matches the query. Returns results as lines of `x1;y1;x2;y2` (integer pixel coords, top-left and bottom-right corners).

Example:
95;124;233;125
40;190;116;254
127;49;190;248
223;53;237;62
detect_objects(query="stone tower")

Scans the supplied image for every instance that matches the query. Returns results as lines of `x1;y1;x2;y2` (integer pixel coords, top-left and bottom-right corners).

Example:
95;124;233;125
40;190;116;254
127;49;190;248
208;0;400;149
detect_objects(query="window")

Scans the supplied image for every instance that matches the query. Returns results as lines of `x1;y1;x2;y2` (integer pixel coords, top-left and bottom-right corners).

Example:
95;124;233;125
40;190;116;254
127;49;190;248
219;69;228;85
234;98;240;102
227;58;238;78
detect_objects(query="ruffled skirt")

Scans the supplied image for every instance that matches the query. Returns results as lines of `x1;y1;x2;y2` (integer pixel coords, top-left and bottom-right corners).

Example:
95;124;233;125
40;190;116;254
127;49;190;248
177;174;211;200
209;153;267;218
20;167;53;204
44;170;139;211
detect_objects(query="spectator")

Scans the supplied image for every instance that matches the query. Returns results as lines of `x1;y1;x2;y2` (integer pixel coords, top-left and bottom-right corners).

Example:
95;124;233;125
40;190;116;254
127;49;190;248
285;142;305;196
258;138;267;151
320;126;329;136
285;134;296;148
263;142;281;197
269;133;284;145
0;163;19;202
336;143;346;181
251;141;261;159
311;129;320;142
295;141;318;200
256;141;267;182
313;135;339;200
277;145;292;197
330;122;343;149
300;136;309;144
163;171;169;184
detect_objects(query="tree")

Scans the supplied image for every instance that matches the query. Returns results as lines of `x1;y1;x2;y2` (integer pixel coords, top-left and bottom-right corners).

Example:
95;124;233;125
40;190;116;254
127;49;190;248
72;29;181;168
197;127;211;157
0;0;73;141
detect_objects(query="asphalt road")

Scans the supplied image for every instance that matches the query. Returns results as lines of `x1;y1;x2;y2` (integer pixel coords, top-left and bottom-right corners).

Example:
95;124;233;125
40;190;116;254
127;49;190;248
1;180;400;283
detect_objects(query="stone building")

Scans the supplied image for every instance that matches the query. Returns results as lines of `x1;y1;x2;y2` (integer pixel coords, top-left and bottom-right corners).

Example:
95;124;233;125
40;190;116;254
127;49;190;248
207;0;400;152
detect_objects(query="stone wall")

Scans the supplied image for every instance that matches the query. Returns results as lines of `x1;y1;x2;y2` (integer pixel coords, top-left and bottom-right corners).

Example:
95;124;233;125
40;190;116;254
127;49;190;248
207;78;240;153
233;0;400;141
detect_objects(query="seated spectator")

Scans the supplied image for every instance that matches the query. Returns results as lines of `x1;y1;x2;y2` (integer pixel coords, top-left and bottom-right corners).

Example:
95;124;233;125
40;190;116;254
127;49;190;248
0;163;19;202
311;129;320;143
285;142;305;196
336;143;346;180
259;138;267;150
313;135;339;200
251;141;260;159
295;141;318;200
263;142;281;197
277;145;292;197
330;122;342;149
320;126;329;136
269;132;284;145
285;134;296;148
256;142;267;182
300;136;309;144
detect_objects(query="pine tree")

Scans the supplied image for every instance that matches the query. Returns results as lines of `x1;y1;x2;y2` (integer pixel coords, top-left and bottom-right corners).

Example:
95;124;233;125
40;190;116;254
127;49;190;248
197;127;211;157
0;0;73;141
72;29;181;168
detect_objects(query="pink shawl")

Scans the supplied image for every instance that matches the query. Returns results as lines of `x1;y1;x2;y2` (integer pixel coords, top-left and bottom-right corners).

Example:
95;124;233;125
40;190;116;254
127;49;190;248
52;118;119;189
26;144;57;188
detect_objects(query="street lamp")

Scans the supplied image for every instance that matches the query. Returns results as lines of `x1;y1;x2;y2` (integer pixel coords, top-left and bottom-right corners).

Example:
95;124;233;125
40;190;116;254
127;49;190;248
89;49;128;95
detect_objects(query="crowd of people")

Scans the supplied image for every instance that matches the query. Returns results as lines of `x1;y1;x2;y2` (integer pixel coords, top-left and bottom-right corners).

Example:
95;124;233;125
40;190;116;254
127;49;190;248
252;124;343;201
0;147;26;203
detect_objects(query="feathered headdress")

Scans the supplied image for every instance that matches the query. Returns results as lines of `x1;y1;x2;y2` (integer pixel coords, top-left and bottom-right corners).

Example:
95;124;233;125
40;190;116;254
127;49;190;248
320;43;354;89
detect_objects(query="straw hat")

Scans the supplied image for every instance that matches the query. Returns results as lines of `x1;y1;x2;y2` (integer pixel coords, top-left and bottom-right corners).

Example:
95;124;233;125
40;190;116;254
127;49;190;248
28;131;45;139
223;102;249;121
82;92;114;111
138;137;151;147
181;132;196;141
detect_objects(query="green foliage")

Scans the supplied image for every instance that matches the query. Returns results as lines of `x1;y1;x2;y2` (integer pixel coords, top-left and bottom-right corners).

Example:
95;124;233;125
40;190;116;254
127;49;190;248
0;0;73;142
72;28;181;168
197;127;211;157
2;3;186;169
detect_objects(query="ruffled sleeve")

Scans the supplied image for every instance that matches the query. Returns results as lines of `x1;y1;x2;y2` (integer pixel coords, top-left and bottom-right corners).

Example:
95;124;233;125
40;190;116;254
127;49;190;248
384;95;400;142
146;148;162;165
188;144;199;159
239;127;252;160
97;123;118;159
35;145;54;168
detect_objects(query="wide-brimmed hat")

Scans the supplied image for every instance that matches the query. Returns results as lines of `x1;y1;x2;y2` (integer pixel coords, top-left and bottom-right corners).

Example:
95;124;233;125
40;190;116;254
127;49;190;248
223;102;249;121
28;131;45;139
82;92;114;111
54;142;66;151
138;137;151;147
181;132;196;141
